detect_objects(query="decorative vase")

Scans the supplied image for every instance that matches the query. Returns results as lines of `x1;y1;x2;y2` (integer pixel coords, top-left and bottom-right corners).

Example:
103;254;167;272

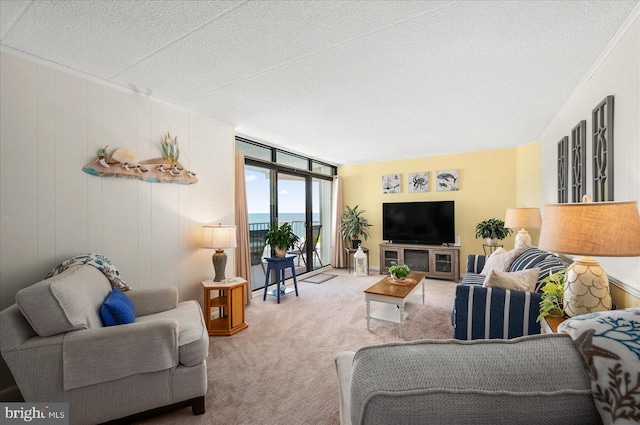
351;239;361;249
486;238;499;245
275;247;287;258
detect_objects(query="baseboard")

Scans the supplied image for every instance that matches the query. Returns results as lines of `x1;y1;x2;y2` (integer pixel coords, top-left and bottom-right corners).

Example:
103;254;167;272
0;385;23;402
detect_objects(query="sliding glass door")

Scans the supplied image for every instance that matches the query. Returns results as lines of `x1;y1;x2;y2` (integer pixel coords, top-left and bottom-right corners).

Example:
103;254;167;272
238;137;336;292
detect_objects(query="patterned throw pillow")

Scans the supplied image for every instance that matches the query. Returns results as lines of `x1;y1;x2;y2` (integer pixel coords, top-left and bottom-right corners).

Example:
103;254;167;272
100;288;135;326
480;248;523;275
558;308;640;425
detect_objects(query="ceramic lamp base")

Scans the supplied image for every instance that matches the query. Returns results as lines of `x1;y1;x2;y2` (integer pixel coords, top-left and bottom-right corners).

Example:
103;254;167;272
212;249;227;282
514;228;532;250
563;256;612;317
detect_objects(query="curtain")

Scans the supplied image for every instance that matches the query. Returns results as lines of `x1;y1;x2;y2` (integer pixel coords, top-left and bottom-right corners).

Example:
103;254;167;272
235;150;251;305
331;175;346;268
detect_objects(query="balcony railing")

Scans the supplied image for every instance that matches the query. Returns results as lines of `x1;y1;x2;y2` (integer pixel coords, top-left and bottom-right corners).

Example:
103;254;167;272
248;220;320;291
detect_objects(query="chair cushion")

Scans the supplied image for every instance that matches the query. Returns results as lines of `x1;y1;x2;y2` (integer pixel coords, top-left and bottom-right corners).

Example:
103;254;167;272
100;288;136;326
135;300;208;366
16;266;112;336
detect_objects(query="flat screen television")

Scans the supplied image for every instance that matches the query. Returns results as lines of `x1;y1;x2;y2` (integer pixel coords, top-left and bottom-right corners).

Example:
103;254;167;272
382;201;455;245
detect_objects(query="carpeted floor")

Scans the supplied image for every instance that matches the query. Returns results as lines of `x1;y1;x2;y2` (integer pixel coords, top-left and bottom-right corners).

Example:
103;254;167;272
141;268;456;425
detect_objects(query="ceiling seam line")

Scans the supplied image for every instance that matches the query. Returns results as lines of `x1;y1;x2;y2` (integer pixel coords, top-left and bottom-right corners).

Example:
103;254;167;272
178;10;603;105
156;1;463;104
106;0;250;80
0;0;34;41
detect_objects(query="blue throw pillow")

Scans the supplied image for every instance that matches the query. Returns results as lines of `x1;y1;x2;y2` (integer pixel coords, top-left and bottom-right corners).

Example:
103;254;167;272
100;288;135;326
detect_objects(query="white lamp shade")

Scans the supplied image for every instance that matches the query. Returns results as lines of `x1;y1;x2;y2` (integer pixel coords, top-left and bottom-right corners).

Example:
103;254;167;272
202;225;237;249
504;208;542;229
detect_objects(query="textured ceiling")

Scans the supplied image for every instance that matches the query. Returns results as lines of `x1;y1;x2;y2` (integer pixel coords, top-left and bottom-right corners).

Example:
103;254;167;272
1;1;638;165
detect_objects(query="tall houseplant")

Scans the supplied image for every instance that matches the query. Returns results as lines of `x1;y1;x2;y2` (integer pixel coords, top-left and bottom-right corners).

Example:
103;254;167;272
339;205;373;249
475;218;512;245
264;223;300;257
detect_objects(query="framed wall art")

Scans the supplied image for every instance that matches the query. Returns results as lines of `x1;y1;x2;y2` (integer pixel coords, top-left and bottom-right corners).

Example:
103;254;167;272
592;95;614;201
382;174;401;194
571;120;586;202
436;170;458;191
557;136;568;203
408;172;429;193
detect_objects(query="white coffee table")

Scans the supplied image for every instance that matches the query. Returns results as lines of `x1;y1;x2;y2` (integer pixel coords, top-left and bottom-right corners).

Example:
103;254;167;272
364;271;426;337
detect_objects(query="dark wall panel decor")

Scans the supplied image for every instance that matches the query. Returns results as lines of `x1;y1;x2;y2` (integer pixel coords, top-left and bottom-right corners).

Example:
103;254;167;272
592;95;614;202
557;136;568;203
571;120;586;202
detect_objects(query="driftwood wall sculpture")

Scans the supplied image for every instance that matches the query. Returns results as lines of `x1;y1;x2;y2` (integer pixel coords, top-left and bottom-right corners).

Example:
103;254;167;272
82;133;197;185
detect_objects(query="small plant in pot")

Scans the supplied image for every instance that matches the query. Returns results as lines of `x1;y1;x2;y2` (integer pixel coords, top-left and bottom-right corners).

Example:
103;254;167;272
339;205;373;249
537;269;566;322
264;222;300;258
388;263;411;281
474;218;512;245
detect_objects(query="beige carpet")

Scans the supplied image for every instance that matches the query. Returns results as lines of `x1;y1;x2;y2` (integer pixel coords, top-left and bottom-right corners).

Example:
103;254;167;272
142;268;456;425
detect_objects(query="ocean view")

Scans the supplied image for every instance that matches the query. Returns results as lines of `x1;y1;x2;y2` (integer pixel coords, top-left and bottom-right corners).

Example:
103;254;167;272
249;213;320;224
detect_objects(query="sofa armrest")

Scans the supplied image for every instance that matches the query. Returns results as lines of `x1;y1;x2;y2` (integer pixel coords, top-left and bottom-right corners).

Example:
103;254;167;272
453;285;542;340
62;319;179;390
126;287;179;317
466;255;486;274
335;351;355;425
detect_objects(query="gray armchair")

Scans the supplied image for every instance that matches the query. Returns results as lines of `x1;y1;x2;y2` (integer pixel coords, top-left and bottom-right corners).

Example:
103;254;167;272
0;265;209;425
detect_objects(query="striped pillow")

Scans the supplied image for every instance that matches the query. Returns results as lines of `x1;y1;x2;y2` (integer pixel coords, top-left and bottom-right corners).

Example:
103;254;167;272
533;258;569;292
509;247;549;272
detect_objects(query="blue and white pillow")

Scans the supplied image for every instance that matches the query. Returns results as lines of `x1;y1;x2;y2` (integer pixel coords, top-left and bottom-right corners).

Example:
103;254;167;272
558;308;640;425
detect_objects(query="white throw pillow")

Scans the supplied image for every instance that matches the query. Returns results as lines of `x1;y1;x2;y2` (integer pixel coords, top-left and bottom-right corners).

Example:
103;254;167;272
483;268;541;292
480;248;522;275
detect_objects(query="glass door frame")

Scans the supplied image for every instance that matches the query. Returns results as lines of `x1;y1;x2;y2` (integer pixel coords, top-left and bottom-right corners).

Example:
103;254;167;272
245;157;333;275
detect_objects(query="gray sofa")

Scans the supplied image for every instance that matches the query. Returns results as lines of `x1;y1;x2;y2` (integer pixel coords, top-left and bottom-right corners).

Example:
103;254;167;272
0;265;209;424
336;334;601;425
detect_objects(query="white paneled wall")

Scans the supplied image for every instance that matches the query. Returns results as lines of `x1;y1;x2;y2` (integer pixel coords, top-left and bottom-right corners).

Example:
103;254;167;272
0;51;235;310
539;16;640;292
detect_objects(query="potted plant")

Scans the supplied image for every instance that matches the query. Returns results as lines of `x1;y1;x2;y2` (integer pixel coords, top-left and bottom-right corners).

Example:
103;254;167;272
474;218;512;245
388;263;411;281
264;222;300;258
536;270;566;322
339;205;373;249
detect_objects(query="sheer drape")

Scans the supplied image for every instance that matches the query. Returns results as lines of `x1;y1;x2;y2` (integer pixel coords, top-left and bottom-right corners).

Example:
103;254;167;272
331;175;345;268
235;150;251;305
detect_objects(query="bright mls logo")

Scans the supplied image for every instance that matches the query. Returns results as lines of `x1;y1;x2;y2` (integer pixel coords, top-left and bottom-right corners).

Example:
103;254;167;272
1;403;68;424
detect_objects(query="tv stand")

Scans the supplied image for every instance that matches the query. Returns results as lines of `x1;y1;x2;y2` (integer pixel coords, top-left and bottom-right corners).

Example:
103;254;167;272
379;243;460;282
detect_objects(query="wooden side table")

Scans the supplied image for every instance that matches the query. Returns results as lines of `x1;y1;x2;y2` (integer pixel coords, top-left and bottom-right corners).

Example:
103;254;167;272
201;278;248;336
344;247;370;274
541;315;567;334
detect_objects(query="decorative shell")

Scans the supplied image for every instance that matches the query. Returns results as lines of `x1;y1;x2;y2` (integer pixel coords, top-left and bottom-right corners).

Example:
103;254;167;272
111;148;139;166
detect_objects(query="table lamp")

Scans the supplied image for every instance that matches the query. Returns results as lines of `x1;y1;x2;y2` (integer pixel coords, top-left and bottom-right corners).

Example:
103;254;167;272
538;196;640;317
202;224;237;282
504;207;542;250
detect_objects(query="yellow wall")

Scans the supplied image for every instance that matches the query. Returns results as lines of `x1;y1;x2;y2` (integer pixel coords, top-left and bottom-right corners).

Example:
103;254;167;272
339;147;520;275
